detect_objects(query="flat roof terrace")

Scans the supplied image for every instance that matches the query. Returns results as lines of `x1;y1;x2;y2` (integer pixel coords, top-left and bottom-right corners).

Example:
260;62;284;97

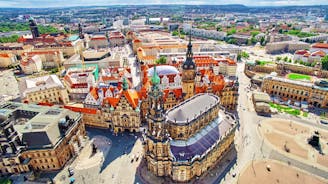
166;93;219;124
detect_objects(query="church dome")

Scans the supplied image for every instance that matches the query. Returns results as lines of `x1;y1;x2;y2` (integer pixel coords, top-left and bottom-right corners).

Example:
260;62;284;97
148;65;179;76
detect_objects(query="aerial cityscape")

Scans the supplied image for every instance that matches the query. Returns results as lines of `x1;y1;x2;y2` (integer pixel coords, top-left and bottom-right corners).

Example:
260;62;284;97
0;2;328;184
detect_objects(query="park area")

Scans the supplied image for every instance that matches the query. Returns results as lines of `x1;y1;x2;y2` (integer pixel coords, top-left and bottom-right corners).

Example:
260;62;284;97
269;102;308;117
238;160;326;184
287;73;312;81
259;118;328;169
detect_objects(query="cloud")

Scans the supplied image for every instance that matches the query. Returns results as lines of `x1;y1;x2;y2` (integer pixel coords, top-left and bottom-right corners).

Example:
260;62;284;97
0;0;327;8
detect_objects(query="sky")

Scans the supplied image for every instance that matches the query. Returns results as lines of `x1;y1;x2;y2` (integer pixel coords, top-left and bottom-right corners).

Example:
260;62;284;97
0;0;327;8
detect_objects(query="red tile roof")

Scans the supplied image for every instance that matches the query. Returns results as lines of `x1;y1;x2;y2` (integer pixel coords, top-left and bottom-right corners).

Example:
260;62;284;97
311;50;326;57
64;105;98;114
312;43;328;49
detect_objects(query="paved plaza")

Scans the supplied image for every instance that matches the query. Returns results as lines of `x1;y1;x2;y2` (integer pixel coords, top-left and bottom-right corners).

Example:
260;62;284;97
238;160;327;184
259;118;328;170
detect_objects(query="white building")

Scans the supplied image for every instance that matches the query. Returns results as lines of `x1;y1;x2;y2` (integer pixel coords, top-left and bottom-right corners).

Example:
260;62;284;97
20;55;43;74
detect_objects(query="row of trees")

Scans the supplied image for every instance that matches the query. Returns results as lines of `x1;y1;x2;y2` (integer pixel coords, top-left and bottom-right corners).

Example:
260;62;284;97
0;35;19;43
275;55;328;71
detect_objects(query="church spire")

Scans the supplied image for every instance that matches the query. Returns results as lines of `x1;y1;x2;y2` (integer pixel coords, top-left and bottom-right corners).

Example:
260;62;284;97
183;31;196;70
122;77;129;91
151;65;161;90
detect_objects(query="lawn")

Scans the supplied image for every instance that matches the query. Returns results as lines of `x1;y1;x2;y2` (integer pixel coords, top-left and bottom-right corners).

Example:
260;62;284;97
284;30;318;38
287;73;311;81
269;102;303;116
256;60;274;66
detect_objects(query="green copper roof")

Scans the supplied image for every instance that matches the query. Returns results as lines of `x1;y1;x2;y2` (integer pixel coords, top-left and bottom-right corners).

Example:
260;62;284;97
151;65;160;85
122;77;129;91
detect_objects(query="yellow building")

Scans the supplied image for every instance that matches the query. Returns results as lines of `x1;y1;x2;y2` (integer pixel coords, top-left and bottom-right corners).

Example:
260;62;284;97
262;75;328;108
0;102;85;174
144;70;237;182
0;53;17;68
19;75;69;105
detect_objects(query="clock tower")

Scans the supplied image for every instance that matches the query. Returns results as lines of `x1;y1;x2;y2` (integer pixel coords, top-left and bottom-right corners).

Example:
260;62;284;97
182;33;196;100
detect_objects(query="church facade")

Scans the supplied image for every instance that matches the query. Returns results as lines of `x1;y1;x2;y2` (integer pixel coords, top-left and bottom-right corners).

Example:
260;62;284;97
144;63;237;182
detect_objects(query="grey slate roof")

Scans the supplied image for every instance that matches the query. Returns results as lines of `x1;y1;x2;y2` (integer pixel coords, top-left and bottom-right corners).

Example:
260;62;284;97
166;93;219;124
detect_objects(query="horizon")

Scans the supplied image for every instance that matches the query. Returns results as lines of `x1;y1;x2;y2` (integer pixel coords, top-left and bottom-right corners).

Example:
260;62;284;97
1;0;328;8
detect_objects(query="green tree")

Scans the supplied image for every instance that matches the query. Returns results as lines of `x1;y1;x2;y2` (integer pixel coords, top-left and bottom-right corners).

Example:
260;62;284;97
278;29;283;34
283;56;288;62
227;38;237;44
288;58;292;63
241;51;250;59
251;36;257;44
172;30;179;36
260;36;266;46
276;56;282;61
237;54;242;61
216;26;222;31
251;31;260;37
227;28;236;36
155;56;167;65
322;55;328;70
0;35;19;43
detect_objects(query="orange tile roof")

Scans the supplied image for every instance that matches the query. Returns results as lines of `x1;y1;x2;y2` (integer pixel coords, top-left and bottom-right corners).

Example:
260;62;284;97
123;89;140;109
104;97;120;107
0;53;10;58
312;43;328;49
64;105;98;114
311;50;326;57
295;50;310;55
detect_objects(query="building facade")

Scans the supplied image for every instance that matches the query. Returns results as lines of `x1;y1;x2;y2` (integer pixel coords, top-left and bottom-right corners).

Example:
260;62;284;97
19;75;69;105
262;75;328;108
0;102;85;175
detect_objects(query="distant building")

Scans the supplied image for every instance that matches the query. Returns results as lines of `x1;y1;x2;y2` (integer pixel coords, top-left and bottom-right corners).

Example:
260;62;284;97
269;33;292;43
19;75;69;104
109;31;125;47
88;34;109;49
64;50;122;69
252;92;271;114
63;65;98;101
123;18;129;26
18;33;84;57
0;43;34;55
266;41;310;54
0;102;85;174
22;50;64;69
294;50;326;63
0;70;20;103
228;34;251;45
0;53;17;68
310;43;328;54
168;24;179;32
183;24;227;40
20;55;43;74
